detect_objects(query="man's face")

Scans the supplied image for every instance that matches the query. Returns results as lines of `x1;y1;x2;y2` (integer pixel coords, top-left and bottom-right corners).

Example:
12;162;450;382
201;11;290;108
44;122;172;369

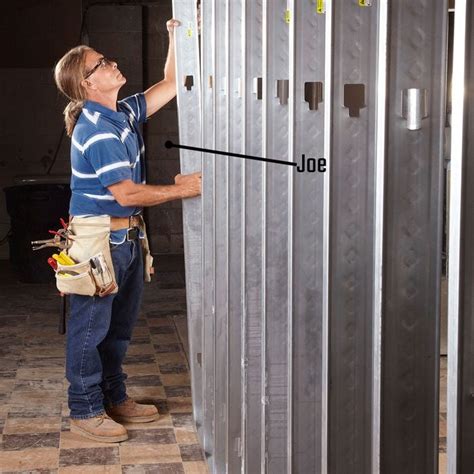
82;50;126;94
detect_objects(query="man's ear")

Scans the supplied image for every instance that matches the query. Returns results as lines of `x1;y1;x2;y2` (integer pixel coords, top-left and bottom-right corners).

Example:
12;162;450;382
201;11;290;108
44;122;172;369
81;79;96;91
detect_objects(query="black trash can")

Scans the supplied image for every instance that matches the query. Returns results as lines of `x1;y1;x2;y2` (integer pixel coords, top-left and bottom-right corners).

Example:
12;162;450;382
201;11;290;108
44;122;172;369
4;180;71;283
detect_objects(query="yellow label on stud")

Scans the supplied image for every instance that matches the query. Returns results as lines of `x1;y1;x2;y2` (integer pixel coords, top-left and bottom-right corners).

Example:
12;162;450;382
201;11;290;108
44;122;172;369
317;0;325;14
284;9;291;23
186;22;193;37
359;0;372;6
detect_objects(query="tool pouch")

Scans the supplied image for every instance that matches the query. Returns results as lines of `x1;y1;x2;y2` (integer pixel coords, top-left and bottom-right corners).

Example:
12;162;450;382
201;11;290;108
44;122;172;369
55;252;116;297
56;260;97;296
55;216;118;297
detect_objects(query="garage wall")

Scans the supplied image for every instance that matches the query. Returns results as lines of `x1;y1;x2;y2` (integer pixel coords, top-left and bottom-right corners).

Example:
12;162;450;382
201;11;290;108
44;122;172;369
0;0;183;260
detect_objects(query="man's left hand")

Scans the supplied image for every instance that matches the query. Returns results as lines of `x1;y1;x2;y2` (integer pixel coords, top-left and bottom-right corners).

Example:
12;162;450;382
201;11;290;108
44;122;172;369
166;19;181;35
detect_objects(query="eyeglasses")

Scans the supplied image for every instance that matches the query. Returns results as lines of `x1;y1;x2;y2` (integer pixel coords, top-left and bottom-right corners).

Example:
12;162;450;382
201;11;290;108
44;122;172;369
83;57;113;79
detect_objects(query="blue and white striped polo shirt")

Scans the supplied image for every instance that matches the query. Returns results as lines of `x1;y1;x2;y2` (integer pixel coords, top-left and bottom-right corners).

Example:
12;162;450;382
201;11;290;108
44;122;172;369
69;93;147;244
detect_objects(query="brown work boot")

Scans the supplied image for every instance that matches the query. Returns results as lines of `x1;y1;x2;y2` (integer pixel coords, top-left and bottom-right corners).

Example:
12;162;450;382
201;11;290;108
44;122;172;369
106;397;159;423
70;413;128;443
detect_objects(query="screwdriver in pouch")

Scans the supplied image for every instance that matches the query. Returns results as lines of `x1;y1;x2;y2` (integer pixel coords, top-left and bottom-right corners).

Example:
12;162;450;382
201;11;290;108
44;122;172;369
90;257;105;287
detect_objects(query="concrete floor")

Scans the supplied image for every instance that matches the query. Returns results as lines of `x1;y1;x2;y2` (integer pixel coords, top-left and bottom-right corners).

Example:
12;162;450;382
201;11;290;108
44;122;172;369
0;258;448;473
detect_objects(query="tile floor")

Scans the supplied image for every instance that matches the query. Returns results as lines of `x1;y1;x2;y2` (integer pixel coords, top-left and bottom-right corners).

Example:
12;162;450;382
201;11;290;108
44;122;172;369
0;258;209;473
0;259;448;473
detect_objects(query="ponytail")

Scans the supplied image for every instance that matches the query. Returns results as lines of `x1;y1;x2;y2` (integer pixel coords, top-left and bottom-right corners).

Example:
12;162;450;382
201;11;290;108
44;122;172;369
64;100;85;137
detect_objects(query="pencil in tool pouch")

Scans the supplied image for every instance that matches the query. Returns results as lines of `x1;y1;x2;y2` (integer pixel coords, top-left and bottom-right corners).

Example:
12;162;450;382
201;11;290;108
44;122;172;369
89;252;117;297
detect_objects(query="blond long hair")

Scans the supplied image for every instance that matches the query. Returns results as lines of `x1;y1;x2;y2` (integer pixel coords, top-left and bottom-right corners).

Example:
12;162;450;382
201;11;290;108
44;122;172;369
54;45;92;137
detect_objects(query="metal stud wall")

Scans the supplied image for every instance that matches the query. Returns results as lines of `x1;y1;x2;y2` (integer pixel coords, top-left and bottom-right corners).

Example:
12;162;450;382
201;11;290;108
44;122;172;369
171;0;203;443
448;1;474;473
172;1;448;473
382;1;447;472
328;2;379;472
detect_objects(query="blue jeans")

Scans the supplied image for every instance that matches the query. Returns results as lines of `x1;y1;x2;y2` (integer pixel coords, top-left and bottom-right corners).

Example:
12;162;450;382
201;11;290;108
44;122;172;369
66;239;144;419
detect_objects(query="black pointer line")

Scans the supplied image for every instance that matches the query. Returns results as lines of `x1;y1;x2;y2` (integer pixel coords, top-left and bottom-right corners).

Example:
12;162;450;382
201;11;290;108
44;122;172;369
164;140;297;168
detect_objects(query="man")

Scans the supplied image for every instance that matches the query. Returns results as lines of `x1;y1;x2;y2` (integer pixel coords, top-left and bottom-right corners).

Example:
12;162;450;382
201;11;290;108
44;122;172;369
54;19;201;442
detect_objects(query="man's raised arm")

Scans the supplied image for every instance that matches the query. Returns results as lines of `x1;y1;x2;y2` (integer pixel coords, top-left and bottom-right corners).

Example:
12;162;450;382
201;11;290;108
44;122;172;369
144;19;180;118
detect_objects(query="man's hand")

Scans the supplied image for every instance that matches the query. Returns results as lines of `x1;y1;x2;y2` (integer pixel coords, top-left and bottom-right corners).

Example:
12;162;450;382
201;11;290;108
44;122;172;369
174;172;202;199
166;19;180;35
108;174;201;207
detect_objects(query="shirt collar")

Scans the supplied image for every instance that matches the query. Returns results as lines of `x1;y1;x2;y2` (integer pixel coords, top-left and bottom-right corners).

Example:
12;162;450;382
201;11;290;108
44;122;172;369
83;100;128;124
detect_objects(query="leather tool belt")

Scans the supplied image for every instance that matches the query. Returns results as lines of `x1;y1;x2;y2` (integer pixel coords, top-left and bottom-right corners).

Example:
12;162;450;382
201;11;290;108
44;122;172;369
109;214;154;282
110;215;143;241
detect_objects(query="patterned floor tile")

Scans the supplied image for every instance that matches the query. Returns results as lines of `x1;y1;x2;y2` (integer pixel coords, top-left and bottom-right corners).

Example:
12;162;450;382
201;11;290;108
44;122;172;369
127;375;162;387
439;436;446;453
146;316;175;325
153;353;188;365
8;404;63;419
59;431;120;449
170;413;194;429
121;413;173;431
3;417;61;435
182;461;210;474
166;398;194;414
164;386;192;398
179;444;205;462
149;326;177;335
15;367;64;381
127;344;156;356
58;465;121;473
0;369;18;379
158;363;188;375
125;428;176;445
127;386;166;400
439;452;447;474
132;327;152;337
160;374;190;387
13;379;64;392
122;364;160;377
0;378;16;393
1;432;60;450
119;444;182;465
0;447;59;471
174;429;199;445
122;463;184;473
154;343;183;354
59;447;120;466
129;336;153;346
123;354;157;365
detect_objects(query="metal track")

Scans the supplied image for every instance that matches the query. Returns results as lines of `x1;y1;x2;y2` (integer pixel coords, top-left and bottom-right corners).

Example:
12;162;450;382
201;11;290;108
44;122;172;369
171;0;203;444
328;1;379;472
381;1;447;472
449;1;474;472
289;1;326;473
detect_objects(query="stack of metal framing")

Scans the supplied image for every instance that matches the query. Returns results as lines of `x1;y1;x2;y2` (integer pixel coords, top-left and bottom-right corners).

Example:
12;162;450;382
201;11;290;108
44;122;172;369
171;0;450;472
448;1;474;473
